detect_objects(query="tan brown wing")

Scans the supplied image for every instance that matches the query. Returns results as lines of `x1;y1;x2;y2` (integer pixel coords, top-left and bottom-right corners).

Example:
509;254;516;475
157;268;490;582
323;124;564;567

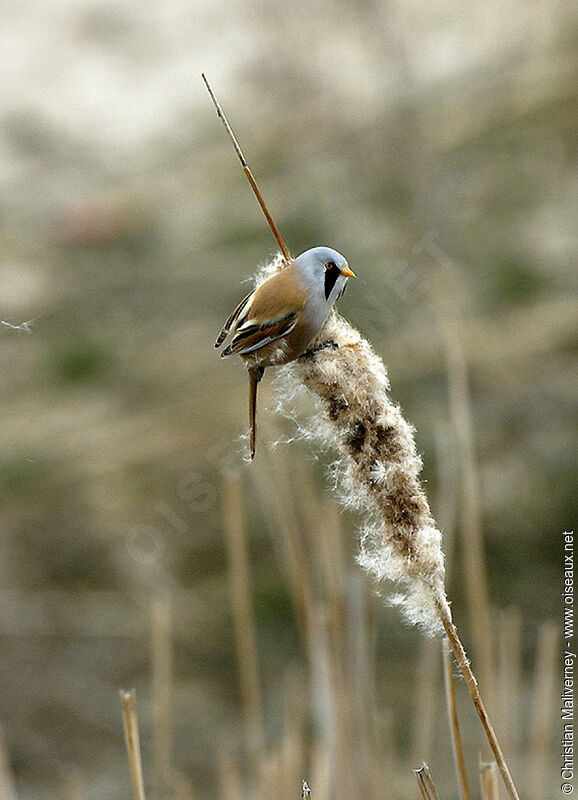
244;262;307;322
221;311;299;357
216;261;308;356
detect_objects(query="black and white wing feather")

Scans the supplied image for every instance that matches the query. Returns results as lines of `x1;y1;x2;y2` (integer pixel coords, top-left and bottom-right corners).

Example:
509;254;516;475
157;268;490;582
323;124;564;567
214;290;254;348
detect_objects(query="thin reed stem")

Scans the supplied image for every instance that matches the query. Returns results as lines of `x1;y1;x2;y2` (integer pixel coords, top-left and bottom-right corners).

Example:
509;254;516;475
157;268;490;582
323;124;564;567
120;689;147;800
251;449;314;632
442;642;472;800
480;761;501;800
202;74;291;262
414;762;441;800
435;597;519;800
412;638;438;767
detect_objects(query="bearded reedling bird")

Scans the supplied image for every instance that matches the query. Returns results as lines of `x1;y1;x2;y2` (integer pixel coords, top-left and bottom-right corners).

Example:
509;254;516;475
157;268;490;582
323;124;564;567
202;74;356;457
215;246;355;458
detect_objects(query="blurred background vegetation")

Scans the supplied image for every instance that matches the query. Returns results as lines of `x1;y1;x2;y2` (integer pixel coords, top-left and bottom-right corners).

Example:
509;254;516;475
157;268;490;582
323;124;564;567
0;0;575;797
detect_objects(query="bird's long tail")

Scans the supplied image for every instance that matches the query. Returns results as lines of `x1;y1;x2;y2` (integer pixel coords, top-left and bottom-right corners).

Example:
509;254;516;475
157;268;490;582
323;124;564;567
248;366;265;460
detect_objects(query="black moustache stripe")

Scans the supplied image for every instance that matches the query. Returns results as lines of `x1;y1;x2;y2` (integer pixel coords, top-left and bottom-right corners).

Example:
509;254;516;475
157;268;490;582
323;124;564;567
324;265;341;300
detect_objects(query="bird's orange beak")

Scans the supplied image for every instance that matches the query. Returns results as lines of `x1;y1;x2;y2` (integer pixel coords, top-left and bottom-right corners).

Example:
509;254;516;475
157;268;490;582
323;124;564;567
340;265;356;278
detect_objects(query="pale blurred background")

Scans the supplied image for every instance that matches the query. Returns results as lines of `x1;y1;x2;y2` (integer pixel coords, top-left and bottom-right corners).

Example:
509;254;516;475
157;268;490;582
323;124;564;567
0;0;576;797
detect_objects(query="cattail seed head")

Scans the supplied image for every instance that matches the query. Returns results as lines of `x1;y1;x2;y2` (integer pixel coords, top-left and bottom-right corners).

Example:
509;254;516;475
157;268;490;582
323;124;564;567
266;253;446;634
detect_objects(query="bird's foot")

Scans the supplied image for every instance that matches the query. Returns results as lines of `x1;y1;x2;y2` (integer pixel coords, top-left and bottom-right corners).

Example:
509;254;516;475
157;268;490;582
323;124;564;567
300;340;339;360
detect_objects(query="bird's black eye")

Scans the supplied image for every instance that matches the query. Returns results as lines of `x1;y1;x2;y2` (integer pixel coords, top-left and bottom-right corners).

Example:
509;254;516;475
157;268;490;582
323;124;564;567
325;261;337;270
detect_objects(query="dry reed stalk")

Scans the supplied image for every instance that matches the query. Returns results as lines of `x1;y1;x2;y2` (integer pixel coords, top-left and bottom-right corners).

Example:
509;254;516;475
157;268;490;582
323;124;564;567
443;323;494;708
278;719;305;799
348;573;380;797
414;762;441;800
306;603;342;798
294;469;348;619
442;643;471;800
328;607;359;800
250;452;314;632
301;475;359;800
276;666;308;800
223;472;265;762
252;700;299;800
435;601;518;800
302;779;311;797
480;761;501;800
151;594;173;799
120;689;147;800
258;256;521;800
411;638;439;767
527;620;558;797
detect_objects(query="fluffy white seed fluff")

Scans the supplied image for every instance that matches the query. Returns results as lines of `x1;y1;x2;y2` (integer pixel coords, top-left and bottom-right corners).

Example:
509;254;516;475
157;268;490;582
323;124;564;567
264;255;447;635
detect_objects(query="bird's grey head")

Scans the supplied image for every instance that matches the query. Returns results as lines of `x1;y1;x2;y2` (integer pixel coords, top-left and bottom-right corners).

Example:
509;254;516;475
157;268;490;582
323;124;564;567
295;246;356;303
